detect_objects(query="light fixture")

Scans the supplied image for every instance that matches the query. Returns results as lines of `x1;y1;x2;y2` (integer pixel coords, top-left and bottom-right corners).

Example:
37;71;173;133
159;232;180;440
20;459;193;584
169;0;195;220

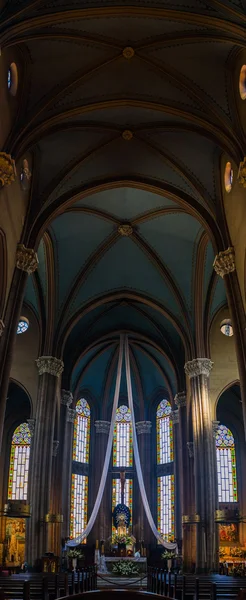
220;319;233;337
17;317;29;335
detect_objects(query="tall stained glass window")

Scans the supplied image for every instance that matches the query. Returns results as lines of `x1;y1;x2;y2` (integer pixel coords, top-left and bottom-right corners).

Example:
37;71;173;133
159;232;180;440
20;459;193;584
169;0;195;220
70;399;90;539
157;400;174;541
112;478;133;534
216;424;237;503
113;405;132;467
8;423;31;500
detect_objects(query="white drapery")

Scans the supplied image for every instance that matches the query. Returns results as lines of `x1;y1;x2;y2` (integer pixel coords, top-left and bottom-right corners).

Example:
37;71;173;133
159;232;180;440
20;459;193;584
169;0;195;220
66;335;124;546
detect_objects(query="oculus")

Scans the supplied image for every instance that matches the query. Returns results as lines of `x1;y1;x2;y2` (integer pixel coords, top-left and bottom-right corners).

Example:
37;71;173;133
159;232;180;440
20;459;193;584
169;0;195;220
17;317;29;335
220;319;233;337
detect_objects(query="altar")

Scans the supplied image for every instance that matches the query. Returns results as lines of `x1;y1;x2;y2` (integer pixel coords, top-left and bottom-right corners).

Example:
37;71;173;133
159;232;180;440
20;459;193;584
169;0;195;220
99;556;147;574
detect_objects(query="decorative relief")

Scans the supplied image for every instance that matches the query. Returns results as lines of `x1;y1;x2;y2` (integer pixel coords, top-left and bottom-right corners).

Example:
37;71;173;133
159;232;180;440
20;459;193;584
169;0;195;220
0;152;16;187
170;411;179;425
0;320;5;337
213;247;235;278
136;421;152;435
16;244;38;275
187;442;194;458
67;408;76;423
52;440;59;457
122;130;133;141
184;358;213;379
174;392;186;408
61;389;73;407
118;223;133;236
212;420;220;439
95;420;110;434
122;47;135;59
27;418;35;438
238;158;246;188
36;356;64;377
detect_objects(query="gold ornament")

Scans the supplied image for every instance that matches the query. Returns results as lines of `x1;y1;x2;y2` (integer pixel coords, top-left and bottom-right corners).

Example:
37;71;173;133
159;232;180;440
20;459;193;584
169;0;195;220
213;247;235;278
122;47;135;60
118;224;133;236
16;244;39;275
238;158;246;188
45;513;63;523
122;130;133;141
0;152;16;187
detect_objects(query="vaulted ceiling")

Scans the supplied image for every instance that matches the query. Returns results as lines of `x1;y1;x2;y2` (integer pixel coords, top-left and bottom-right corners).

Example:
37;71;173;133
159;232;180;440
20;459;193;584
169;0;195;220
3;0;243;404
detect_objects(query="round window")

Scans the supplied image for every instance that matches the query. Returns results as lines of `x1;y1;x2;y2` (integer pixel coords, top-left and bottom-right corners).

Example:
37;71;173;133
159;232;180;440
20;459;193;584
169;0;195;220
17;317;29;335
220;319;233;337
239;65;246;100
224;161;233;193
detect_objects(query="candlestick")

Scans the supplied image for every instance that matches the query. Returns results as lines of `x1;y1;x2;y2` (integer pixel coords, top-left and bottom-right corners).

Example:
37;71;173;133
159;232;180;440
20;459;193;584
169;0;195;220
101;544;104;555
96;540;99;549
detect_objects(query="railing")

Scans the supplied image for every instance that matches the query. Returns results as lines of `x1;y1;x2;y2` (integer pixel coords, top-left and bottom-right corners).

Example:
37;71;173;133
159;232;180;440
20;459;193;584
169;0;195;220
147;569;219;600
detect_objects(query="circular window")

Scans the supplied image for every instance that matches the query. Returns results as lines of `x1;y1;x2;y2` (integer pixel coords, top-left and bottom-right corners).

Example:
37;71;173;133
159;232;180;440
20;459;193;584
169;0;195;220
17;317;29;335
239;65;246;100
7;63;18;97
220;319;233;337
224;161;233;193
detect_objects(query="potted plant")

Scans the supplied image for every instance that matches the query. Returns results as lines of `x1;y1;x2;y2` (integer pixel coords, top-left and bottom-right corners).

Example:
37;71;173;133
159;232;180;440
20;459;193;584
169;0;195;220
161;550;177;572
67;549;84;570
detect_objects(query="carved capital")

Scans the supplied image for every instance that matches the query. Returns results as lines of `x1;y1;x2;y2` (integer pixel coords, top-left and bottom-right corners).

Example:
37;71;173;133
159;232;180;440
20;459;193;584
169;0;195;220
184;358;213;378
36;356;64;377
0;320;5;337
52;440;59;457
118;223;133;236
61;389;73;407
95;420;110;434
187;442;194;458
213;247;235;278
67;408;76;423
0;152;16;187
136;421;152;435
170;410;179;425
27;418;35;438
16;244;38;275
238;157;246;188
212;420;220;439
174;392;186;408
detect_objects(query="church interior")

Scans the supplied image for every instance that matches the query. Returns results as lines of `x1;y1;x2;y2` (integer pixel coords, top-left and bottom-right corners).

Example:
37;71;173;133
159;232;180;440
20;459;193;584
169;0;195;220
0;0;246;581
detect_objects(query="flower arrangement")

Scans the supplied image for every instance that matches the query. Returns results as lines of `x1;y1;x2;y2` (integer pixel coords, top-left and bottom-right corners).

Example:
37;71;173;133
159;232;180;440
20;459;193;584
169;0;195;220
112;533;132;545
112;560;140;576
161;550;177;560
67;549;84;559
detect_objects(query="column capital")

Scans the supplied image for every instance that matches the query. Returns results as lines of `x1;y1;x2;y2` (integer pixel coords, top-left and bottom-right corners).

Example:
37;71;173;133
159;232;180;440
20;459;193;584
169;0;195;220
187;442;194;458
238;157;246;188
67;408;76;423
52;440;59;457
16;244;39;275
27;418;35;437
170;410;179;424
0;320;5;337
174;391;186;408
36;356;64;377
212;420;220;439
184;358;213;378
95;420;110;434
0;152;16;187
61;389;73;407
136;421;152;435
213;247;235;278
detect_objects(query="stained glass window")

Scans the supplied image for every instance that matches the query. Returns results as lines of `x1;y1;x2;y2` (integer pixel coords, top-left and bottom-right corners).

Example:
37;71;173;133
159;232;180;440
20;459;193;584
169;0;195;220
113;405;132;467
157;475;175;541
112;478;133;534
8;423;31;500
157;400;173;464
70;474;88;541
73;398;90;463
17;318;29;335
216;424;237;502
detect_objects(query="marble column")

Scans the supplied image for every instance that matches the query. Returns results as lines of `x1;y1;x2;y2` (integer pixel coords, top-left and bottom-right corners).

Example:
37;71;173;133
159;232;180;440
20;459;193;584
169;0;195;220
60;391;74;540
184;359;216;572
94;421;111;542
27;356;63;566
136;421;152;546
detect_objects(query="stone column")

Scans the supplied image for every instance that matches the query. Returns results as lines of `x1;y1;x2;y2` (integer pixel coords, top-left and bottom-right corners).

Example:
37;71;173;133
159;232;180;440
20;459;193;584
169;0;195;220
60;391;74;540
213;248;246;437
136;421;152;546
184;359;216;572
27;356;64;566
94;421;111;542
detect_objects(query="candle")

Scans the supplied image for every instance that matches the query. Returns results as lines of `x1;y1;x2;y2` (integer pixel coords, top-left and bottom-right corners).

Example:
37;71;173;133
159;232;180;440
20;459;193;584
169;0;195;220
101;544;104;555
96;540;99;549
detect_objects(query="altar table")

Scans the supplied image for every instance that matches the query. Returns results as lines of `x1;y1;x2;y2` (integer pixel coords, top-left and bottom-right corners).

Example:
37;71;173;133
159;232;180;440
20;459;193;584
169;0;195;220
102;557;147;573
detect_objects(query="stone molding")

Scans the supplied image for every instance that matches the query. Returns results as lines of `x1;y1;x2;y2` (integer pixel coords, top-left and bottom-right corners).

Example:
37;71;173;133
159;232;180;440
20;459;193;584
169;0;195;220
238;157;246;188
52;440;59;457
27;418;35;437
16;244;39;275
212;420;220;439
170;410;179;424
0;152;16;187
36;356;64;377
95;420;110;434
174;392;186;408
67;408;76;423
61;389;73;407
187;442;194;458
184;358;213;378
213;247;235;278
136;421;152;435
0;320;5;337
